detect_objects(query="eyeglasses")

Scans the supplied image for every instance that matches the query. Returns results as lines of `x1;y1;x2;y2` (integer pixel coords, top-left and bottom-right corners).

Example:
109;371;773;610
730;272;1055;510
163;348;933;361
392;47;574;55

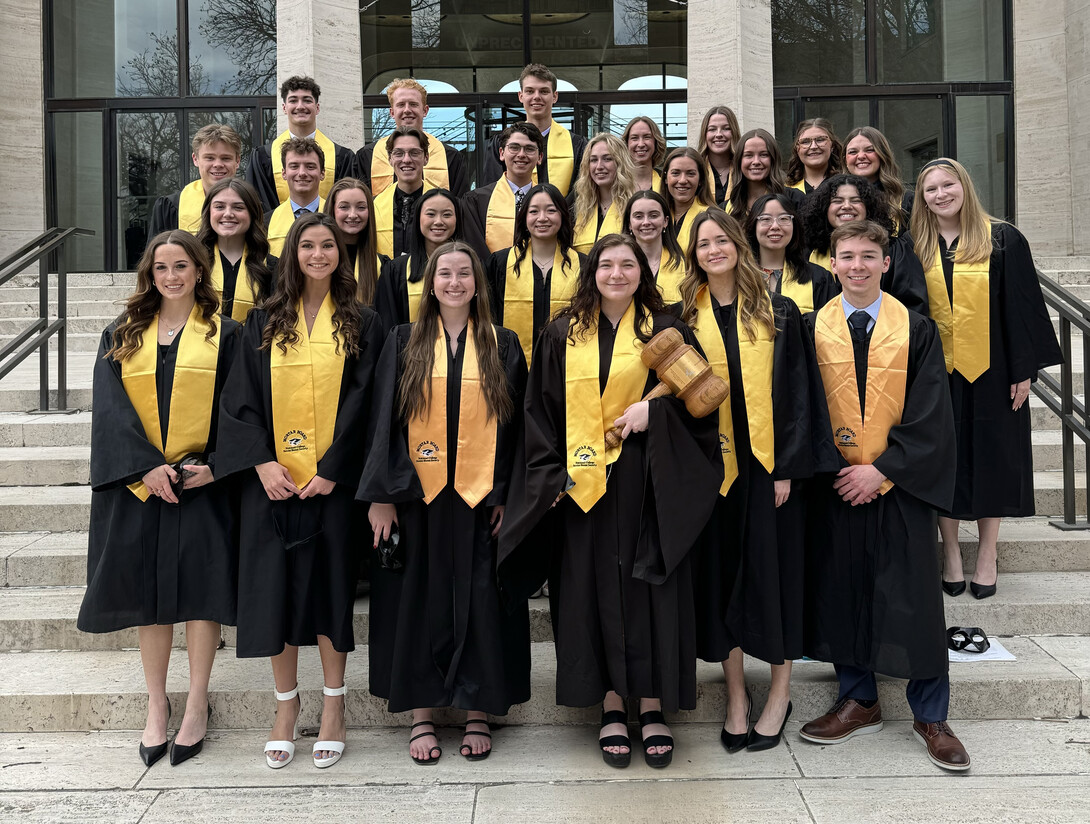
390;149;425;160
756;215;794;226
798;136;830;148
504;144;540;157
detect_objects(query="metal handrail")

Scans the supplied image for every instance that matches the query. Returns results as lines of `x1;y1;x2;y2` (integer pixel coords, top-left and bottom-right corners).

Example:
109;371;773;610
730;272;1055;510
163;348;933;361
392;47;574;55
0;226;94;412
1034;272;1090;529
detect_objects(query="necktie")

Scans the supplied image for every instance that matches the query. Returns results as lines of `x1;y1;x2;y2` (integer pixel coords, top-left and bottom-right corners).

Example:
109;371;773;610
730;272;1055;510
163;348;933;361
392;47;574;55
848;309;871;342
294;207;308;218
515;188;525;213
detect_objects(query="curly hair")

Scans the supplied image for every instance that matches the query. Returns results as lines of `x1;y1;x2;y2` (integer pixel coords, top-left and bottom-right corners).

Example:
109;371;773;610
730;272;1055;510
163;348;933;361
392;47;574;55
196;178;274;308
745;193;811;283
786;118;844;188
573;133;637;236
800;174;893;256
622;189;685;271
323;177;380;306
510;183;578;279
726;129;789;219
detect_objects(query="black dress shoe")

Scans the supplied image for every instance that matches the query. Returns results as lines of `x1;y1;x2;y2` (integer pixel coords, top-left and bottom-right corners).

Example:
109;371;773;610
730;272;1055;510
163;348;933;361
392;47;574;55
970;580;996;599
747;702;792;752
942;579;966;597
720;691;752;753
139;740;168;767
169;703;211;766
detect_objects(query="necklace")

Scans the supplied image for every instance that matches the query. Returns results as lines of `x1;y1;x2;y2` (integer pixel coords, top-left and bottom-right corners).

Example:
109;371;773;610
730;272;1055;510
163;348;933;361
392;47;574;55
161;318;186;337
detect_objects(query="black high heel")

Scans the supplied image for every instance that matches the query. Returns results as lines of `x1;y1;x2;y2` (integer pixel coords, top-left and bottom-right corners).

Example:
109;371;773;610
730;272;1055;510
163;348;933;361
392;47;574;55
139;697;172;767
169;703;211;766
942;579;966;597
720;690;752;753
970;580;996;599
747;701;792;752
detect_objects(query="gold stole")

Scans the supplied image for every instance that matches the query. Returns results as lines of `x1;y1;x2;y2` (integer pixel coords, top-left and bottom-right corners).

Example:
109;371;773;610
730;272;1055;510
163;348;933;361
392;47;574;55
267;198;325;257
704;162;732;199
674;201;712;255
531;120;575;196
573;201;623;254
485;179;520;253
121;304;220;501
407;318;498;507
780;263;814;314
503;245;580;363
405;258;424;322
690;285;775;495
177;180;205;234
814;296;909;496
810;249;832;274
271;129;337;204
370;131;449;196
269;294;346;487
922;238;991;382
654;249;685;304
374;182;435;259
210;245;256;323
564;302;649;512
788;180;806;193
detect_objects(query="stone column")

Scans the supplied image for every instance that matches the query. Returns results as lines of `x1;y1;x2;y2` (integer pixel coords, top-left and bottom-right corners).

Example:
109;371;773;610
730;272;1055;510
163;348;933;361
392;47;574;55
1066;0;1090;255
277;0;364;148
686;0;775;145
0;0;45;258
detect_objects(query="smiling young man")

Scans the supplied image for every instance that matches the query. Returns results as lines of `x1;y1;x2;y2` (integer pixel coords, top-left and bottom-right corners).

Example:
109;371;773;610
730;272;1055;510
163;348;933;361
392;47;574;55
354;78;468;198
480;65;585;197
246;76;357;212
461;123;544;261
802;220;969;773
371;127;434;259
264;138;326;257
149;124;241;238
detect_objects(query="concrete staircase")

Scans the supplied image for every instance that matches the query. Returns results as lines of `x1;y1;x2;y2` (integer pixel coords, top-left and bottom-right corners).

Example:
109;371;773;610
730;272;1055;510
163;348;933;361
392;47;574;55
1;265;1089;735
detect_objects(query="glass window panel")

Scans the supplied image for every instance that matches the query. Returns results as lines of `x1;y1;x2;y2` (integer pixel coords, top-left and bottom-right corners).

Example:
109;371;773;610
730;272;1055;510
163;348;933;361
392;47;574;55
52;0;179;98
262;108;278;144
608;74;687;145
186;111;255;177
877;0;1007;83
876;97;943;191
956;95;1008;219
117;111;181;269
774;99;795;158
188;0;277;95
803;99;871;148
772;0;866;86
53;112;105;272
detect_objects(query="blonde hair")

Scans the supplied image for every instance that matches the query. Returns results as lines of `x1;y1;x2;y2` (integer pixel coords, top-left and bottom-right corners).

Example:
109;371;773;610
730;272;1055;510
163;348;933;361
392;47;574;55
191;123;242;158
385;78;428;106
573;133;637;234
909;158;996;268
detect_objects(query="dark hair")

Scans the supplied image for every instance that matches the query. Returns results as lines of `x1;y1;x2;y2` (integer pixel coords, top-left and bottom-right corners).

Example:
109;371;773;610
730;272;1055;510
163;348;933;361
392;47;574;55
499;122;545;154
800;173;892;255
697;105;741;168
323;177;380;306
559;234;665;344
280;75;320;102
659;147;714;213
511;183;577;278
196;178;274;308
519;63;558;92
831;219;890;257
726;129;788;219
844;126;907;227
406;188;464;283
745;193;811;282
260;212;361;357
622;189;684;271
786;118;844;187
106;231;219;361
384;126;429;154
280;136;324;169
622;116;667;169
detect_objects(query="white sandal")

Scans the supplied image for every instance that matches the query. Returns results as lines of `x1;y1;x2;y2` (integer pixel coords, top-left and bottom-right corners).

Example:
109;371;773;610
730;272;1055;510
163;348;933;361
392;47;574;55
313;684;347;769
264;685;300;769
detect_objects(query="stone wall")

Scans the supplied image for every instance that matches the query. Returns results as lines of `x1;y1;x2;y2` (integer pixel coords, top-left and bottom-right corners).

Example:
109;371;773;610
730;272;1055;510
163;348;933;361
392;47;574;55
1067;0;1090;255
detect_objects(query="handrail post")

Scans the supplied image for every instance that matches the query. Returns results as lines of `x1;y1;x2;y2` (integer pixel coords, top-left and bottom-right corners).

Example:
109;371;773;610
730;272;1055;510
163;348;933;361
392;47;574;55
38;255;49;412
1060;316;1074;525
57;244;68;412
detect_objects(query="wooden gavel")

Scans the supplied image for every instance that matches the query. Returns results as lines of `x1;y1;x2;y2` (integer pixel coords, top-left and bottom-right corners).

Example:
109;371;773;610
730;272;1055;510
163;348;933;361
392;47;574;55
604;327;729;448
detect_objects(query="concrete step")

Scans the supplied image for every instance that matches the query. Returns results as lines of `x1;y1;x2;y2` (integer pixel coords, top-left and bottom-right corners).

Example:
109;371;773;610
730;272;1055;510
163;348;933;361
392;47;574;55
0;316;116;335
0;446;89;486
1032;470;1088;516
0;332;103;353
0;300;127;319
0;487;92;532
7;273;136;289
1031;397;1060;430
0;350;95;412
1;532;86;587
1039;258;1090;283
0;411;92;448
0;635;1082;732
0;286;134;304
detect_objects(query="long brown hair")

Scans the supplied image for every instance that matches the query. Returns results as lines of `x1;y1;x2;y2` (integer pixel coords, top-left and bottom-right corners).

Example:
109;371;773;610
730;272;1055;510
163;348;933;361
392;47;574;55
107;231;219;362
786;118;844;187
559;233;665;344
910;158;996;269
621;189;685;270
323;177;380;306
680;209;777;343
659;147;714;216
697;105;741;168
727;129;789;219
622;116;667;170
844;126;906;228
195;178;274;308
397;241;512;424
260;212;361;357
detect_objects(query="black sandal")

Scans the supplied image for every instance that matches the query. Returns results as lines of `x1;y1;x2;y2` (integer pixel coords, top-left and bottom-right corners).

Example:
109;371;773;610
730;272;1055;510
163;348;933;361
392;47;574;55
409;720;442;765
638;710;674;769
459;720;492;761
599;709;631;768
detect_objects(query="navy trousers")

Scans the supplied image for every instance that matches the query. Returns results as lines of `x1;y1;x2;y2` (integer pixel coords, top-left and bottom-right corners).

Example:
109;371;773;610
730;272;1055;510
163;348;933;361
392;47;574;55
835;664;950;723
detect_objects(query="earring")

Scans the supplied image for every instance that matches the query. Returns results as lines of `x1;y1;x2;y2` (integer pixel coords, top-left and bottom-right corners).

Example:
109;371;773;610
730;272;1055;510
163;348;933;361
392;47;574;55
198;277;202;283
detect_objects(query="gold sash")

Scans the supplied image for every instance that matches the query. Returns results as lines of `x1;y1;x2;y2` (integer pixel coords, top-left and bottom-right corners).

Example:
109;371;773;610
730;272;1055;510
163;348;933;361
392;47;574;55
531;120;575;196
690;285;775;495
271;129;337;204
370;131;449;196
564;301;649;512
269;293;346;487
810;249;832;274
573;201;623;255
674;201;712;256
781;263;814;314
655;248;686;304
374;182;435;259
485;179;519;253
405;257;424;322
704;162;732;200
267;198;325;258
177;179;205;234
814;296;909;496
210;245;256;323
503;245;580;363
788;179;806;193
121;303;220;501
407;318;498;507
922;238;991;382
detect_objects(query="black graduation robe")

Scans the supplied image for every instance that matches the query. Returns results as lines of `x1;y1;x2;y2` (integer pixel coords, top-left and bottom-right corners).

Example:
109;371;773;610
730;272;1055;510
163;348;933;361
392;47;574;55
78;317;242;632
691;295;839;665
246;141;358;213
214;250;278;321
461;181;510;263
485;246;586;347
148;191;182;239
359;323;530;714
804;307;955;680
498;312;722;712
355;139;469;198
374;254;424;333
772;262;840;312
942;223;1063;519
215;307;385;657
480;130;587;193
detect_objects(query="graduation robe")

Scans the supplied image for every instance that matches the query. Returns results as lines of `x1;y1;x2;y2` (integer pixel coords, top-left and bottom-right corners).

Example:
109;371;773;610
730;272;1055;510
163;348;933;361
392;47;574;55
355;136;469;198
804;305;955;680
691;295;839;665
78;317;241;632
246;138;358;213
941;223;1062;519
148;181;205;239
359;323;530;714
461;181;517;263
771;262;840;315
498;312;722;711
481;127;587;195
374;254;424;333
212;249;278;322
216;307;384;657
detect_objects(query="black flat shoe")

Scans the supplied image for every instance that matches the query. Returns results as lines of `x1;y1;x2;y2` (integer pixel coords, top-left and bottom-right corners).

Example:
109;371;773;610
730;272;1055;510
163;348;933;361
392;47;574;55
747;701;792;752
942;579;966;597
638;710;673;769
169;703;211;766
970;580;996;599
599;709;631;768
139;697;172;767
720;690;752;753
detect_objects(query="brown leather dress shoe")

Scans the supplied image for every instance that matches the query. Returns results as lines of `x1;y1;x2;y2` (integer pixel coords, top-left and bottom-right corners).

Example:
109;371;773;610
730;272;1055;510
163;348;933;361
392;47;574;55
799;698;883;744
913;720;971;772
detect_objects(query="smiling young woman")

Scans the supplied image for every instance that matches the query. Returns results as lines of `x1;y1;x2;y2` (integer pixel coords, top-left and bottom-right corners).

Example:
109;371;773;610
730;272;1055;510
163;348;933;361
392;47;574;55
572;133;638;254
786;118;844;195
322;177;386;307
725;129;804;223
